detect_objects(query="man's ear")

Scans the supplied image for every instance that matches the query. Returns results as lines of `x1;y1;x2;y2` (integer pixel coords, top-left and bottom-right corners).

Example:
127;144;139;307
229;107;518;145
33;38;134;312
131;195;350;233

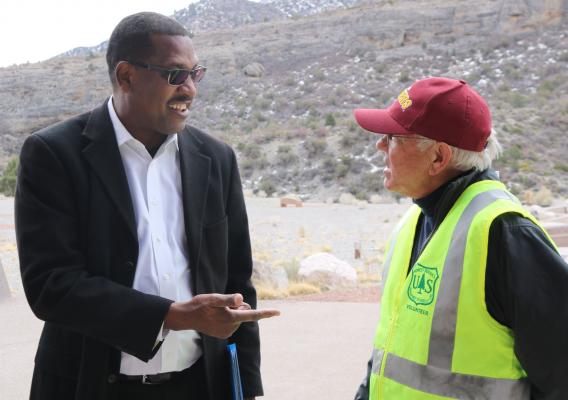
114;61;134;92
429;142;453;176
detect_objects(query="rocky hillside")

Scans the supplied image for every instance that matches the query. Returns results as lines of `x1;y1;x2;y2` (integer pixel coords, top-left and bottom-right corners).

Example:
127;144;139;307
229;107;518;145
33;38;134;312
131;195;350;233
260;0;361;17
57;0;365;58
1;0;567;201
174;0;286;33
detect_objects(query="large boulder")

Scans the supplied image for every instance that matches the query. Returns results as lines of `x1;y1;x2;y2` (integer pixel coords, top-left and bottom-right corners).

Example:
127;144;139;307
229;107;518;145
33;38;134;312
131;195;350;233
298;253;357;287
252;261;289;290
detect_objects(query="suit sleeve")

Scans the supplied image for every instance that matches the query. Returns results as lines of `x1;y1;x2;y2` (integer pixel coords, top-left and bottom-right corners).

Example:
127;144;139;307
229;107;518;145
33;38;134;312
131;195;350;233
223;148;263;398
15;134;172;361
486;214;568;400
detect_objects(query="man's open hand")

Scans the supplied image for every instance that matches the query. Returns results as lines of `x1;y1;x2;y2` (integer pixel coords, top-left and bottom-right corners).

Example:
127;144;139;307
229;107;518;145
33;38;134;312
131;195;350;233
164;293;280;339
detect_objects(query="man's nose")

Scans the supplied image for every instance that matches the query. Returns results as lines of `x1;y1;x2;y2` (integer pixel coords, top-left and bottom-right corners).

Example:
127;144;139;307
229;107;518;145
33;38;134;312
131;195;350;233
376;136;388;152
178;78;197;97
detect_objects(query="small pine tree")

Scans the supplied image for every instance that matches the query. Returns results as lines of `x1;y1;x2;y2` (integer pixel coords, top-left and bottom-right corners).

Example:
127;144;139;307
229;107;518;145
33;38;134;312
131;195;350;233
324;113;336;127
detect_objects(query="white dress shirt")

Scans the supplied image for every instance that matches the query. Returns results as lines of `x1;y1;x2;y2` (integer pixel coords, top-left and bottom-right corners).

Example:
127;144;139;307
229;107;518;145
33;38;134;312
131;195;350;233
107;98;202;375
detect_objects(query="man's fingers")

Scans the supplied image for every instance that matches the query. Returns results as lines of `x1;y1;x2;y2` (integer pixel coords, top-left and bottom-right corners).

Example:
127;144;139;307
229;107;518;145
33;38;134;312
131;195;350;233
230;302;251;311
229;308;281;322
202;293;244;308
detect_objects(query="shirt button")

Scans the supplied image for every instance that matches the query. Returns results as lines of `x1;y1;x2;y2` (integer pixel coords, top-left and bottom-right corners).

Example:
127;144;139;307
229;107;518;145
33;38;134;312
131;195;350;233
163;273;171;281
107;374;117;384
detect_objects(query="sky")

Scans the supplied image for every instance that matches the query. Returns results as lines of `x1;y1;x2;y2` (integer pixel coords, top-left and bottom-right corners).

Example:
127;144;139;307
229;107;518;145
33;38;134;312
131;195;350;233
0;0;201;68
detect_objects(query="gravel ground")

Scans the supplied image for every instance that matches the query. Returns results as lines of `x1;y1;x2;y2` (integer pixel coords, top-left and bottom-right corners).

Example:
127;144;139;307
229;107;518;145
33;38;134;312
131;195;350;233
247;197;410;267
246;196;410;298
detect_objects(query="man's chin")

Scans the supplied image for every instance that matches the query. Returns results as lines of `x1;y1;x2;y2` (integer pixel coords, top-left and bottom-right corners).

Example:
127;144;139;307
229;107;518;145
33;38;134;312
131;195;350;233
164;123;186;134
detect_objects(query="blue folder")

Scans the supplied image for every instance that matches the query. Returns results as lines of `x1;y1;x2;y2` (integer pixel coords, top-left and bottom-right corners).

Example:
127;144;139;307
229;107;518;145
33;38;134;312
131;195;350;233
227;343;244;400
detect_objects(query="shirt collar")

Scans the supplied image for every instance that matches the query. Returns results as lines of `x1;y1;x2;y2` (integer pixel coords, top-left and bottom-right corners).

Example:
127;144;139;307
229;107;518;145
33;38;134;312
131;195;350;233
107;96;179;151
413;180;452;218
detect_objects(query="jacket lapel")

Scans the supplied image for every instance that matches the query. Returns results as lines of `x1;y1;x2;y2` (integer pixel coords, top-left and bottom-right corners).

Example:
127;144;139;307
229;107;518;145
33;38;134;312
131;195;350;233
81;101;137;241
178;129;211;289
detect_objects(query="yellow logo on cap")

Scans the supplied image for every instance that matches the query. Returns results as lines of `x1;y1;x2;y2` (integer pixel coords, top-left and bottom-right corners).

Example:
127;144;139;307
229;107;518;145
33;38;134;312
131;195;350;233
398;89;412;111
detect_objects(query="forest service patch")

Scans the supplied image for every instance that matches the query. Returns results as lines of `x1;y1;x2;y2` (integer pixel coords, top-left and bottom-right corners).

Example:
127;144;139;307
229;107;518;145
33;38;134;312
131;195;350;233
407;263;439;306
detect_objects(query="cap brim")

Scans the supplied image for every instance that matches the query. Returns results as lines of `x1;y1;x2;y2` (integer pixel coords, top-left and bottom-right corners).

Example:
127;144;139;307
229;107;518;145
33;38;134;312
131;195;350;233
353;109;412;135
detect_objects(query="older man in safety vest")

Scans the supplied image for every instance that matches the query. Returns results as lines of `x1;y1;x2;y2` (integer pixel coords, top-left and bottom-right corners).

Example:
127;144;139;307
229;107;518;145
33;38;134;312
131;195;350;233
352;77;568;400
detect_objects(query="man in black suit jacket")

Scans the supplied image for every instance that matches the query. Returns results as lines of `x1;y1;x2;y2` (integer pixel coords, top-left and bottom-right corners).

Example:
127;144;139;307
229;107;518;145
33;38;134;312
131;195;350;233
15;12;278;400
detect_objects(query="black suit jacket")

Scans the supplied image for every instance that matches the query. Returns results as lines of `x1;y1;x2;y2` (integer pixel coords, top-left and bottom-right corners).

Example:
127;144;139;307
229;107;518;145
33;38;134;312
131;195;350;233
15;102;262;399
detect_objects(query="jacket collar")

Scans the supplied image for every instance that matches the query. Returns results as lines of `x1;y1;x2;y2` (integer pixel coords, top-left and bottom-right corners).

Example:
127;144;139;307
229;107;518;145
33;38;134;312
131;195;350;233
418;168;499;226
178;129;211;285
81;101;138;241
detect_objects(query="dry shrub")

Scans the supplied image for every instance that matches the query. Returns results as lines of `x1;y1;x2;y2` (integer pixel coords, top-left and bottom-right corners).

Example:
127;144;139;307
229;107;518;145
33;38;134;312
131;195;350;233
282;259;300;281
357;270;381;284
287;282;321;296
255;282;321;298
534;186;553;206
522;190;535;205
256;285;287;300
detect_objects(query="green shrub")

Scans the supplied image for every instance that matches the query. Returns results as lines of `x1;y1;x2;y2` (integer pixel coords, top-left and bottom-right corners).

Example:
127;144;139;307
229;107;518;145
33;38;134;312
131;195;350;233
276;145;299;166
0;157;18;196
360;172;383;194
554;163;568;173
254;98;271;110
324;113;336;126
348;182;369;201
500;145;523;166
258;177;278;196
240;155;268;176
283;76;295;86
305;138;327;157
253;111;268;122
303;84;315;94
243;143;262;158
501;123;524;135
399;71;411;83
335;156;353;178
503;92;529;108
339;131;360;148
538;76;564;94
313;69;326;81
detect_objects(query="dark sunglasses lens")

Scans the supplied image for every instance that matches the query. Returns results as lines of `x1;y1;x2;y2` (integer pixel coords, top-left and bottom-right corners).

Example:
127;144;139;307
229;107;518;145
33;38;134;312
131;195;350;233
191;67;206;83
169;69;191;85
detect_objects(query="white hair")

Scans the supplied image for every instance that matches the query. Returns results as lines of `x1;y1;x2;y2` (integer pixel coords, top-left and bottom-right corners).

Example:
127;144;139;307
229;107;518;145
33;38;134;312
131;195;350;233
416;129;502;171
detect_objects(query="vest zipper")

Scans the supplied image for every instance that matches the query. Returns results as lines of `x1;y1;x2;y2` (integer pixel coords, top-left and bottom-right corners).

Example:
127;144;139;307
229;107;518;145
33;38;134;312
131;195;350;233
378;261;409;398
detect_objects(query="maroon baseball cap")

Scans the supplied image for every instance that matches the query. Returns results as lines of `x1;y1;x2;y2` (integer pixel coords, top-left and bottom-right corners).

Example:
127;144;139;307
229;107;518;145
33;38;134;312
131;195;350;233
353;77;492;151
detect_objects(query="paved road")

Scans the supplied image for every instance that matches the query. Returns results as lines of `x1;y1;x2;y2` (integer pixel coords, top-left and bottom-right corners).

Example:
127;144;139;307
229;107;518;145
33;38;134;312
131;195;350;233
0;294;379;400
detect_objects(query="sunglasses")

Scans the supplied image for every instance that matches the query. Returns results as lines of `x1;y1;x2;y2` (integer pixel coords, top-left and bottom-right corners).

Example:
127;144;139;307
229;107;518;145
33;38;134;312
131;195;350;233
127;61;207;86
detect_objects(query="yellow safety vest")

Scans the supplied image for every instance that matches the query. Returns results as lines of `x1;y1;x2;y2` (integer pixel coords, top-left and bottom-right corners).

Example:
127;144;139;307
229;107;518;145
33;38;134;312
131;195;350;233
370;180;555;399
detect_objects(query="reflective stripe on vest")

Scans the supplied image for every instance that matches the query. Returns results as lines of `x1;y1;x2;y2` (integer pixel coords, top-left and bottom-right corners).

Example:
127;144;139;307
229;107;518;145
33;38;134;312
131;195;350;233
384;353;529;399
371;187;530;399
428;189;518;370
